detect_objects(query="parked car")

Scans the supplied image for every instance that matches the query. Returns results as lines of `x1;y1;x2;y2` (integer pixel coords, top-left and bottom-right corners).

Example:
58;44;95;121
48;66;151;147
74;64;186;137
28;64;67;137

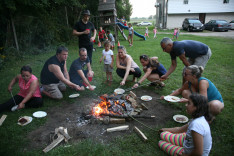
204;20;231;32
229;20;234;30
137;22;152;26
182;18;204;32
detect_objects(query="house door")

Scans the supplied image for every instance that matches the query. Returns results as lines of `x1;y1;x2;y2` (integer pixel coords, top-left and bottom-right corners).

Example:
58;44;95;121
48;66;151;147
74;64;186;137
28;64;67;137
199;13;206;24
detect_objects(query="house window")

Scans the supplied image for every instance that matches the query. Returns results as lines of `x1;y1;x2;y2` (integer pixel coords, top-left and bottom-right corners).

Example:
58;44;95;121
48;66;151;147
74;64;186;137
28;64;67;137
223;0;229;3
184;0;188;4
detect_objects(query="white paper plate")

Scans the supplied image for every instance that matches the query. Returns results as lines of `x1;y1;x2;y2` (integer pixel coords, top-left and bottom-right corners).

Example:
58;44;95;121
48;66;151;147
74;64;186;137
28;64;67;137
141;95;152;101
69;93;80;98
86;85;96;89
33;111;47;118
173;115;188;123
114;88;125;94
164;95;180;102
18;116;33;126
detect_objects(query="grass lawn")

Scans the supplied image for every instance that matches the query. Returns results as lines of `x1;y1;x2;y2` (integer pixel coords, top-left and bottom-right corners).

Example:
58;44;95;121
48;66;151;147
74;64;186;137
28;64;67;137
0;29;233;155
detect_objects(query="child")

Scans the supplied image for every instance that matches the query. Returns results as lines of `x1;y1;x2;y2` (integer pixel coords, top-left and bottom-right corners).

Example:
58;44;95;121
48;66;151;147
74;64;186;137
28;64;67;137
145;27;149;38
99;41;114;86
172;28;178;39
158;93;212;156
98;27;107;48
128;23;134;46
153;27;157;39
107;30;115;51
176;28;180;40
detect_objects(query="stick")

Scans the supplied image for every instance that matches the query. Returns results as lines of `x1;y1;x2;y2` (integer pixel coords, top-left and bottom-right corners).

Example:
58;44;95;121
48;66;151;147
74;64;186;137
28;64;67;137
107;125;129;132
134;126;148;142
100;113;155;119
0;115;7;126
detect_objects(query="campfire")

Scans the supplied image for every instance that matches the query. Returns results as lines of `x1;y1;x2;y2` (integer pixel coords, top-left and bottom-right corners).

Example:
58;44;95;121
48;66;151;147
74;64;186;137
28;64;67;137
92;93;134;118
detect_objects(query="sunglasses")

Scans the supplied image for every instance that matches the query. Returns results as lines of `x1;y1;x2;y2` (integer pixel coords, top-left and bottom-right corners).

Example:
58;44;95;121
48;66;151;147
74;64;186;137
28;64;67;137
140;55;148;60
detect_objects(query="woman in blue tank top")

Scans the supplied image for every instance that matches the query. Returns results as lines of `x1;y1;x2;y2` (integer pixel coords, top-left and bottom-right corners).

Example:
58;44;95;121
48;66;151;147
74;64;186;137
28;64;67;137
162;65;224;117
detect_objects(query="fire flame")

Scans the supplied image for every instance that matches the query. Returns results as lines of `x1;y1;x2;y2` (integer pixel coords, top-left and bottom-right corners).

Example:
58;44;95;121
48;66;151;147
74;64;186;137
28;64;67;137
92;99;124;117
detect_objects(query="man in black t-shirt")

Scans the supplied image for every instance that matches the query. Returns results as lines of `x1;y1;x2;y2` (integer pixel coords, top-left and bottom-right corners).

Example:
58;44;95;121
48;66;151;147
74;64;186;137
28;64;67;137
73;10;96;64
40;46;84;99
160;37;212;84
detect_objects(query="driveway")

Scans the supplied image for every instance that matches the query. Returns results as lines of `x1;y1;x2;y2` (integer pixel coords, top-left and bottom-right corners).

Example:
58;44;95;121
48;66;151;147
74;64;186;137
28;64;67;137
158;30;234;39
180;30;234;39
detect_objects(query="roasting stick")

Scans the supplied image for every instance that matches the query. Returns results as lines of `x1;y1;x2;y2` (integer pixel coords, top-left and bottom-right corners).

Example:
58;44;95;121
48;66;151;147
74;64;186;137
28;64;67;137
124;80;163;92
128;115;158;133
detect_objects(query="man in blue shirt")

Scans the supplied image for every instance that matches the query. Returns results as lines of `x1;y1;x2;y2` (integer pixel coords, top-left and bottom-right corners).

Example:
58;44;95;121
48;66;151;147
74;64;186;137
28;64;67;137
69;48;95;91
160;37;212;84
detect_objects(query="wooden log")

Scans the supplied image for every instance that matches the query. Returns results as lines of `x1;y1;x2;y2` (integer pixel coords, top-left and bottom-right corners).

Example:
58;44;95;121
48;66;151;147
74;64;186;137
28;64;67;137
129;91;137;99
106;125;129;132
0;115;7;126
43;135;64;153
134;126;148;142
58;129;71;141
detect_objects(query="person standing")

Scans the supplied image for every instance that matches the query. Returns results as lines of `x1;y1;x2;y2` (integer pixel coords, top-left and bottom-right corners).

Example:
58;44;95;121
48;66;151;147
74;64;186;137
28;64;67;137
98;26;107;48
40;46;83;99
153;27;157;39
99;41;114;86
73;10;97;64
107;30;115;50
160;37;212;84
144;27;149;38
172;28;178;39
128;23;134;46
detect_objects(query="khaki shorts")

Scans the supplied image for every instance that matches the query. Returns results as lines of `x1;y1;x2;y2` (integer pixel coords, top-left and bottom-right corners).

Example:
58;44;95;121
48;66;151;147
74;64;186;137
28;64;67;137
42;81;66;99
183;47;212;74
104;64;113;72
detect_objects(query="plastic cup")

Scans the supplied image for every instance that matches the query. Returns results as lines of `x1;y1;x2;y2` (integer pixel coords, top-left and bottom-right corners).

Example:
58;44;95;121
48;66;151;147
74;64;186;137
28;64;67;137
88;76;93;82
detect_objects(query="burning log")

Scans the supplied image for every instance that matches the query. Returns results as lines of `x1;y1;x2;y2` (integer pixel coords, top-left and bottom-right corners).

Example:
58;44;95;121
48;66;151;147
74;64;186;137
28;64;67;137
106;125;129;132
98;116;125;124
134;126;148;142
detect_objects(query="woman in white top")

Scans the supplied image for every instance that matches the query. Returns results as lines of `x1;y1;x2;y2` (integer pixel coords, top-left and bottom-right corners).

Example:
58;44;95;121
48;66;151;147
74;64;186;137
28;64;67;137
116;46;141;86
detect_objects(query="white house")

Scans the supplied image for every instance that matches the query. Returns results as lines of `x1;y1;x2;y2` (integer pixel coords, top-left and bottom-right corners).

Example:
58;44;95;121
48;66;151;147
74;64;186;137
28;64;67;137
156;0;234;29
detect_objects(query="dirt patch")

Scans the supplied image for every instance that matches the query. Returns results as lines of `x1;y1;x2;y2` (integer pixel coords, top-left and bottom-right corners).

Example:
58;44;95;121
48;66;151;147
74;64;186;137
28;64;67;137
27;88;179;150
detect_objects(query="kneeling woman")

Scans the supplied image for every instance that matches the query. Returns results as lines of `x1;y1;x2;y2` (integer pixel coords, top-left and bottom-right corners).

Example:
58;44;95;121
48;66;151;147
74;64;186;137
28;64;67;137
0;65;43;112
165;65;224;116
132;55;167;88
116;46;141;86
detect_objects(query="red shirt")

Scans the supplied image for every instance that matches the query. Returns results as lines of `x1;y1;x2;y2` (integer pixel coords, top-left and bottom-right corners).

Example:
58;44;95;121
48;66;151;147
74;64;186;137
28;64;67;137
98;30;106;39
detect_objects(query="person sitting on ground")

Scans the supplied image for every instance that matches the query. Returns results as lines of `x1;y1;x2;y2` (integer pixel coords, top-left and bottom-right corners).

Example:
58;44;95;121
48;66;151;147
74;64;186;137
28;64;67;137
158;93;212;156
132;55;167;88
0;65;43;112
100;41;114;86
116;45;141;86
40;46;83;100
161;65;224;117
160;37;212;84
69;48;94;90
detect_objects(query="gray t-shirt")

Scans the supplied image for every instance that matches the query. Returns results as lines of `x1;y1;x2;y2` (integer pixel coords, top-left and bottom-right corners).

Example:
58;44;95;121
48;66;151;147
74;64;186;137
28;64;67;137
128;27;133;35
183;116;212;156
